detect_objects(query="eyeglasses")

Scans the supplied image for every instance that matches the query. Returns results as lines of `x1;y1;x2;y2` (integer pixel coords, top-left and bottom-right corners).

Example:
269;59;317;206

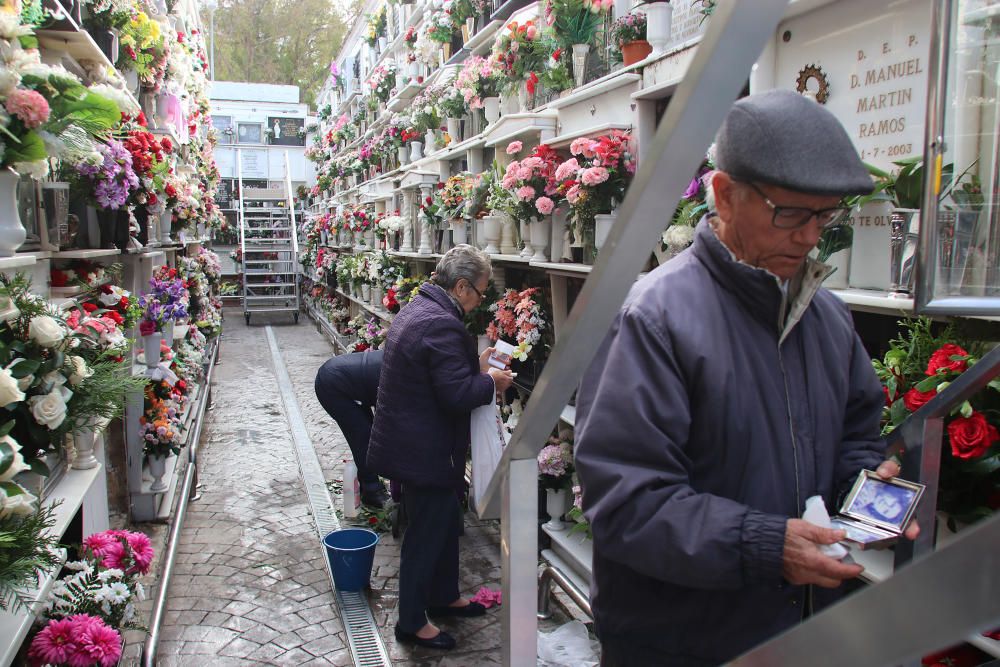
739;181;851;230
466;280;485;301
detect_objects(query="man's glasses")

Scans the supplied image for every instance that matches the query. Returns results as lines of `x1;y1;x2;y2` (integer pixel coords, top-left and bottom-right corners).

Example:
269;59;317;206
740;181;851;230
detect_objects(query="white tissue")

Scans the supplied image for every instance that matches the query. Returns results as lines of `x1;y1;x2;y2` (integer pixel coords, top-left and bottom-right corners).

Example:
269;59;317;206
803;496;849;560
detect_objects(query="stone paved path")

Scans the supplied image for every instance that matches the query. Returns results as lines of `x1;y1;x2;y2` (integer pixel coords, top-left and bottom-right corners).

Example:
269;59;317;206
142;309;527;666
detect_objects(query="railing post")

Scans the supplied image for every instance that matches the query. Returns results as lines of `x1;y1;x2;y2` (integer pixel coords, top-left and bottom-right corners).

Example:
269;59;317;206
502;458;538;667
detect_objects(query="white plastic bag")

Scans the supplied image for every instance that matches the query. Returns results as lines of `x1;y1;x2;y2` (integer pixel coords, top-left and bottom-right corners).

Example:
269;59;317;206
471;402;506;509
537;620;600;667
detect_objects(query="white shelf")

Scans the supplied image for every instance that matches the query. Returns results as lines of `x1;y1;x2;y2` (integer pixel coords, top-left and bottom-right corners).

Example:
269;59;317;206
489;253;531;264
546;73;642;111
483;111;559;148
542;523;593;580
465;20;502;56
336;288;394;323
529;260;592;275
51;249;122;260
546;123;632;149
47;464;105;538
50;285;89;298
0;255;37;271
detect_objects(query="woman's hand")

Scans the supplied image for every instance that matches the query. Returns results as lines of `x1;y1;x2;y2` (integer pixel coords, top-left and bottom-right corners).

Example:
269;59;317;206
480;347;496;373
488;368;514;393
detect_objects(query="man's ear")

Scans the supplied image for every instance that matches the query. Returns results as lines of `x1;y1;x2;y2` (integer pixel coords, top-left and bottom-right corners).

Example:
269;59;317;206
711;171;736;222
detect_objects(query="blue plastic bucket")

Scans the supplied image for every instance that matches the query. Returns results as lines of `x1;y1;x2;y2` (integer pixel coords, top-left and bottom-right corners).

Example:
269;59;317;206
323;528;379;592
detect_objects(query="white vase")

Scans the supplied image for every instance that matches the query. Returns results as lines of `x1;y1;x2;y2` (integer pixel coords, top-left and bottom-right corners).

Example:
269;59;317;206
410;141;424;161
482;215;501;254
500;216;518;255
159;209;174;244
571;43;590;88
321;229;329;245
595;211;617;251
447;117;461;141
424;129;437;153
824;248;851;289
530;217;551;263
366;228;376;247
451;219;468;245
162;320;175;349
378;36;388;52
418;219;433;254
71;427;100;470
398;146;410;165
142;333;161;368
148;454;168;493
544;488;569;531
408;60;420;82
475;218;486;249
0;169;26;257
646;1;674;56
361;283;371;301
517;86;534;112
483;97;501;124
519;219;533;258
196;222;206;238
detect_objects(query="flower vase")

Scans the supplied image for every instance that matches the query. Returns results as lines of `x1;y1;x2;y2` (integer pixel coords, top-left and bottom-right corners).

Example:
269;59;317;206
71;423;100;470
398;146;410;165
500;216;518;255
124;68;140;96
646;1;674;56
148;454;168;493
438;227;452;253
321;229;329;246
410;141;424;161
446;117;462;142
519;220;533;258
441;42;452;63
162;320;175;349
889;208;919;297
622;40;653;66
159;209;174;244
595;211;617;251
482;215;501;254
418;219;433;254
530;217;551;262
378;36;388;52
571;44;590;88
408;60;421;83
450;218;468;245
142;333;161;369
424;129;437;154
0;169;27;257
483;97;501;124
465;16;475;43
365;229;376;247
196;222;207;239
474;218;485;249
361;283;371;302
517;86;535;112
544;488;569;531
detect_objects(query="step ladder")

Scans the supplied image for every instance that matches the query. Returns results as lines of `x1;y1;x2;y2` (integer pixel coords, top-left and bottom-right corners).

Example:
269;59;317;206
237;149;300;325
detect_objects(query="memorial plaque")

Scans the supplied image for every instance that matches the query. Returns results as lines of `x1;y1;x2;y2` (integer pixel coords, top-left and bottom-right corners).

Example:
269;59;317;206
239;149;268;178
267;116;306;146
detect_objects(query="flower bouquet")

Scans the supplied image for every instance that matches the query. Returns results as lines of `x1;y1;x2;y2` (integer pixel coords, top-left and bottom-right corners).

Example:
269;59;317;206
501;142;562;221
609;11;650;65
425;11;455;44
486;286;550;366
491;20;548;99
544;0;612;52
873;318;999;527
139;391;184;458
663;150;714;255
369;63;398;104
537;436;574;491
455;56;503;111
365;5;387;47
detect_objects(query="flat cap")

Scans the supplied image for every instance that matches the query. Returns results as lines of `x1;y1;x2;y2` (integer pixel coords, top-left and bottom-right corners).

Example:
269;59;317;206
715;89;874;196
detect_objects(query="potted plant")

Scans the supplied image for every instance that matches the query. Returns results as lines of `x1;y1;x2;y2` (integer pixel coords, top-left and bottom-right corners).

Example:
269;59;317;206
493;21;548;110
500;142;562;262
611;12;651;66
544;0;612;87
439;88;468;142
537;436;575;530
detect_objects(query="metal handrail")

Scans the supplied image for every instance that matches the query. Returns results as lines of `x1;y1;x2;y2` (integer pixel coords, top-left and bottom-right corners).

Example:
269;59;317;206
141;338;220;667
537;565;593;620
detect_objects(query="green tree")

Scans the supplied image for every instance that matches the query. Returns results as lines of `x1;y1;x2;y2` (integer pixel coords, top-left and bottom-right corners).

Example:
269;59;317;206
204;0;349;107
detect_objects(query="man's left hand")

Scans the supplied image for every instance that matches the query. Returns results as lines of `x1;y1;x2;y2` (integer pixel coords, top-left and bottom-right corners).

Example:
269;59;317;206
875;459;920;541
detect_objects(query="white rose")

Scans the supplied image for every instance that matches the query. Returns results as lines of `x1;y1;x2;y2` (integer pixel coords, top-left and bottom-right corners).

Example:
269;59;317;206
0;435;28;482
0;486;37;519
28;315;65;348
67;356;92;386
99;291;121;307
27;390;68;430
0;367;24;406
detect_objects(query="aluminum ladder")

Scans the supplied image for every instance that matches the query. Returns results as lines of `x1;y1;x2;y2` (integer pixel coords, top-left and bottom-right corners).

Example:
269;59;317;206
237;149;300;325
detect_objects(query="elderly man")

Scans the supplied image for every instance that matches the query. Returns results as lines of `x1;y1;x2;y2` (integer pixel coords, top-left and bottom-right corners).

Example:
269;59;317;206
574;90;918;666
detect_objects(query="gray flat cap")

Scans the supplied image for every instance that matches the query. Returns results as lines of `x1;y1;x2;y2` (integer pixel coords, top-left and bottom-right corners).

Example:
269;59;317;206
715;89;874;196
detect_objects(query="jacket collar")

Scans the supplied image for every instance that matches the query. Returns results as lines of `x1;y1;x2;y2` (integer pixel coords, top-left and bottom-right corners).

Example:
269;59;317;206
690;217;832;343
418;282;464;320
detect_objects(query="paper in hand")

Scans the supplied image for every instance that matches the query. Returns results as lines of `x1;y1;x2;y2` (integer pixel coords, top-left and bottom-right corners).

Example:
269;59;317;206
803;495;849;560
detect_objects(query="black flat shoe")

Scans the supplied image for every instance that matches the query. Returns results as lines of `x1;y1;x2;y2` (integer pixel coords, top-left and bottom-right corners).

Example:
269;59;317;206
361;487;392;510
393;626;456;650
427;601;487;618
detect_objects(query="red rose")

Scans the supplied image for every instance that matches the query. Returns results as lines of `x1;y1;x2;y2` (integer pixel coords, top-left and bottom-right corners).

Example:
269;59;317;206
368;516;378;526
106;311;124;325
82;302;98;313
925;343;969;376
947;412;999;460
902;387;935;412
161;137;173;152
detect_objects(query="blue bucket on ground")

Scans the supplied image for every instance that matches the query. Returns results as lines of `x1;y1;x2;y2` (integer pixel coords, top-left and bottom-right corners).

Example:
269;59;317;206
323;528;379;591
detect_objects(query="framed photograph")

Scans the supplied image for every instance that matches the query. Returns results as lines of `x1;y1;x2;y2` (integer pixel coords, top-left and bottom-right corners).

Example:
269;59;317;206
237;122;262;144
840;470;924;535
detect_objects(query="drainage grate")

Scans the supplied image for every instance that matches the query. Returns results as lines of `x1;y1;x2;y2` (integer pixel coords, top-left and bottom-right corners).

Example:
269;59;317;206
266;327;392;667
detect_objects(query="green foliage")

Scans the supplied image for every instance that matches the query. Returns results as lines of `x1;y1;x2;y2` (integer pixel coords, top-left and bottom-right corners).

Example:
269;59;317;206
2;130;46;165
547;0;606;49
465;281;500;337
0;503;62;613
816;224;853;264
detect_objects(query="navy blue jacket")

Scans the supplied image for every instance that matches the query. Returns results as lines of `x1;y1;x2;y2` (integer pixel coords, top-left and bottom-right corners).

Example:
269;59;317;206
367;283;495;488
575;220;886;665
315;349;383;407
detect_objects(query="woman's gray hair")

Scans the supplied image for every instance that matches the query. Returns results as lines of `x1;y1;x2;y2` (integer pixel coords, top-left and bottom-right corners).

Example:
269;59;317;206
432;244;492;290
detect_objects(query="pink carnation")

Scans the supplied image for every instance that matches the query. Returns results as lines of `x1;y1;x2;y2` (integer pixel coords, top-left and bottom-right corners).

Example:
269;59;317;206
570;137;598;158
506;141;523;155
535;196;554;215
555;158;580;182
581;166;610;186
72;616;122;667
517;166;533;180
125;531;154;574
515;185;536;201
566;184;582;204
28;618;78;665
5;88;50;129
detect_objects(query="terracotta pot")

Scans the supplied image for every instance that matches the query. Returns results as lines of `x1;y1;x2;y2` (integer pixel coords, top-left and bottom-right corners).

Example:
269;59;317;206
622;40;653;66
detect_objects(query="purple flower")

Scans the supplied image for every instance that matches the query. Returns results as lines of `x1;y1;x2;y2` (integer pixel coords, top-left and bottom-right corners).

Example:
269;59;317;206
683;177;701;199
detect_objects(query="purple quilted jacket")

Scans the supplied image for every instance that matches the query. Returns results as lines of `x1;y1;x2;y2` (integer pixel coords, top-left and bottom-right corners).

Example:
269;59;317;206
367;282;495;488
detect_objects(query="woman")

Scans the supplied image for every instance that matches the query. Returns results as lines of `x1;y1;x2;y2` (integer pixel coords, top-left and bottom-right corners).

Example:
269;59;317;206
367;244;514;651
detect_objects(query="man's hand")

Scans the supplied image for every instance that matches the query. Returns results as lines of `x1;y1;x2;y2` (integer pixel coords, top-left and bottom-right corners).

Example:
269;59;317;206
480;347;495;373
875;459;921;541
782;519;864;588
488;368;514;393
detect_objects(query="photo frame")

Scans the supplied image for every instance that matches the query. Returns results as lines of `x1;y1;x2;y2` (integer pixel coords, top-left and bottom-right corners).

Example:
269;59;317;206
834;470;925;549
